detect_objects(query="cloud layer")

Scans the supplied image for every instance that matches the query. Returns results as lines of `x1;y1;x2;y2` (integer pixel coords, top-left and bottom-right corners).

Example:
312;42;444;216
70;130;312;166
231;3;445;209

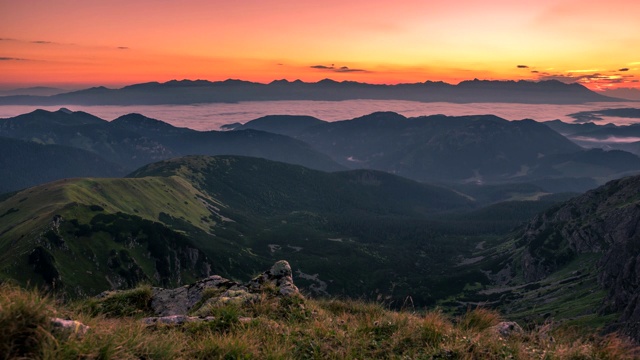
310;64;369;73
516;64;636;88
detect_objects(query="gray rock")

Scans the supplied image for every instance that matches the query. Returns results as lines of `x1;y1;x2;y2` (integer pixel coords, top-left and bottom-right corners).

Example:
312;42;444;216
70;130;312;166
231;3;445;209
150;274;237;316
50;317;90;337
247;260;300;297
491;321;523;337
92;260;302;325
145;261;302;316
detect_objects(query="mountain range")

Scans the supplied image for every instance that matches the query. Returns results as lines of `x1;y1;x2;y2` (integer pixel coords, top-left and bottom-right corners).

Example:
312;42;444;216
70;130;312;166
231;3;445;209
4;109;640;194
228;111;640;191
0;78;618;105
0;109;343;192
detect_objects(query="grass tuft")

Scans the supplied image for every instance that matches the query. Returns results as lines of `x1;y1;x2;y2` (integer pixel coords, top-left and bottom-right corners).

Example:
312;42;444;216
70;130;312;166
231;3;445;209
77;285;154;317
459;307;502;331
0;283;54;359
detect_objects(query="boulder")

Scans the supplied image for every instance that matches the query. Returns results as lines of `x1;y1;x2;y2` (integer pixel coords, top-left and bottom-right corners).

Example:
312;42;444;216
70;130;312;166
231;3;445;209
247;260;300;297
150;275;236;316
145;260;300;316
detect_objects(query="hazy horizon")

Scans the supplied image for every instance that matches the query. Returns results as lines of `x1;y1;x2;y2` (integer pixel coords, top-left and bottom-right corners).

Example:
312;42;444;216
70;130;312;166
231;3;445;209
1;100;638;131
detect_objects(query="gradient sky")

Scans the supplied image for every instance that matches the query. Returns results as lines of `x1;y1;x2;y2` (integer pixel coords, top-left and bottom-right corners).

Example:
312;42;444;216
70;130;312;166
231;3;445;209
1;0;639;90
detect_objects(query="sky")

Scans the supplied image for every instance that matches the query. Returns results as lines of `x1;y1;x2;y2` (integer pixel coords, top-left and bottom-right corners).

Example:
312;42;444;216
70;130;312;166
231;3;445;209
1;0;639;91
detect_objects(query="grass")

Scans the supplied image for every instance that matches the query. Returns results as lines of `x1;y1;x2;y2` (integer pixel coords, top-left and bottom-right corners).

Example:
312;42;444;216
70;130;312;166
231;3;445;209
77;285;154;317
1;282;638;360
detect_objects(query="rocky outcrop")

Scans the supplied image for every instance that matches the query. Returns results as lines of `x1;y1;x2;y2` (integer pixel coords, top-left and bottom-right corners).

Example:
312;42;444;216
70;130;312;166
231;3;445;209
149;274;236;316
141;260;300;323
511;175;640;341
246;259;299;297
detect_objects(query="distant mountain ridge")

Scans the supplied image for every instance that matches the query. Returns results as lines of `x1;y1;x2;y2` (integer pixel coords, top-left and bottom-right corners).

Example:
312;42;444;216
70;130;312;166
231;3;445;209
4;108;640;194
232;111;640;191
0;109;344;192
0;78;618;105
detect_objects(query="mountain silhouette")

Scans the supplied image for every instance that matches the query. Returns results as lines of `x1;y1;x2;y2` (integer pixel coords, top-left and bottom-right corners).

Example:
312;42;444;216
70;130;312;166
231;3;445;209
0;79;619;105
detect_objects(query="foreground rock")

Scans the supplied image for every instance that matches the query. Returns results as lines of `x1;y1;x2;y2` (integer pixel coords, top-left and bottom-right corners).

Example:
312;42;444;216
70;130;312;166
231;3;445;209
50;318;90;337
140;260;300;325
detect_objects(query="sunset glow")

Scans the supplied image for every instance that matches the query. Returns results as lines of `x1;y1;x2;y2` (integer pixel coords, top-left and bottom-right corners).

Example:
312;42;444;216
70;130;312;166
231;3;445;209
1;0;639;90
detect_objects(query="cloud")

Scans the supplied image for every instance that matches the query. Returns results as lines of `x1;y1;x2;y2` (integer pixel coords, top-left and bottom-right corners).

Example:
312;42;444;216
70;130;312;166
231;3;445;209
335;66;366;73
117;46;129;50
533;66;638;88
311;65;334;69
517;65;529;68
0;57;27;61
310;64;369;73
531;70;539;73
31;40;53;44
536;74;600;83
572;136;640;143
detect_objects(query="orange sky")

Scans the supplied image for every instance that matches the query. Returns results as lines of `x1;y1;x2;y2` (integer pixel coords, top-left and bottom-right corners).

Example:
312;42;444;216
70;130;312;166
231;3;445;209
1;0;639;90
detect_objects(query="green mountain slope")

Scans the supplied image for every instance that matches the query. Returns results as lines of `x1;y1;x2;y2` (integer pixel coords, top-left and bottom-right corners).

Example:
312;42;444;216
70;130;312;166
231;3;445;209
1;155;561;306
130;155;474;216
458;175;640;341
0;175;249;296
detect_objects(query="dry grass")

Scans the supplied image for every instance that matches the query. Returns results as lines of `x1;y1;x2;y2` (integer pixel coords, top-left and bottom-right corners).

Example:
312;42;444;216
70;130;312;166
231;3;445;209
1;283;638;359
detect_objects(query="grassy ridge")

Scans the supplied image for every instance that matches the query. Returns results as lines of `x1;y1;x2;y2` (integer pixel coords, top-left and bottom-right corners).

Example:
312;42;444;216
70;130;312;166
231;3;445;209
0;175;215;255
0;176;224;294
1;282;637;359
